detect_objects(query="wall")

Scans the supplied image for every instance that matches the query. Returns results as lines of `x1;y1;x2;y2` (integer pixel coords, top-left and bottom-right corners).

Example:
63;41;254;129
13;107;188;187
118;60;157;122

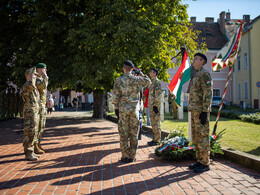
249;18;260;109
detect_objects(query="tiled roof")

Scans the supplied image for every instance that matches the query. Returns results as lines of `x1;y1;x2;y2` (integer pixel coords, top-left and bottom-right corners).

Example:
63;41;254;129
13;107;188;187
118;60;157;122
190;22;228;50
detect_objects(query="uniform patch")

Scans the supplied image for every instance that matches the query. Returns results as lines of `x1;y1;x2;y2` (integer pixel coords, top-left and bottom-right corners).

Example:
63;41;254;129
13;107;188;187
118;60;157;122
206;80;211;85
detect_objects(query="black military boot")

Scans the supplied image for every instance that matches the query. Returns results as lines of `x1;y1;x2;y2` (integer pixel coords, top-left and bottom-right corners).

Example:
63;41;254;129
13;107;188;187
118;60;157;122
121;157;130;163
188;162;202;170
194;164;210;173
147;141;159;146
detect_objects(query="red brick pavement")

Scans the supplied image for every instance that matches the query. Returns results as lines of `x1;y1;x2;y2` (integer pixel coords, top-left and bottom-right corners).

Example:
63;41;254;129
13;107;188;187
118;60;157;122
0;112;259;195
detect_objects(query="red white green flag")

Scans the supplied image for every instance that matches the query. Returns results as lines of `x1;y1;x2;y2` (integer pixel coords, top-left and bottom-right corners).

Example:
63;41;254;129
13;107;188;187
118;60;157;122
168;49;191;107
212;20;243;71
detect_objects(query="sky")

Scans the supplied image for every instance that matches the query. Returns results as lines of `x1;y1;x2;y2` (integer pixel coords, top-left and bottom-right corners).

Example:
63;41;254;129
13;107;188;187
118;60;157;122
183;0;260;22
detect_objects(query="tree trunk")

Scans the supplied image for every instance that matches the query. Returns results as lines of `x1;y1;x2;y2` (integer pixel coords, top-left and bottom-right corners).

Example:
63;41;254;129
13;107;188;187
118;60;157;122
92;92;106;119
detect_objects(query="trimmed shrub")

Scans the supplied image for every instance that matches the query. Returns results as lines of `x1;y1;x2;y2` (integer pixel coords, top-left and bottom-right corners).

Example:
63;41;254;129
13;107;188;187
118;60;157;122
239;113;260;124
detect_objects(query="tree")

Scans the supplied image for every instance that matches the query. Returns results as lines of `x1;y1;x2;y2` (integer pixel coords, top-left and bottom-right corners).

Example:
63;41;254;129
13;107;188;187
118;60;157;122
66;0;203;118
2;0;204;118
0;0;28;91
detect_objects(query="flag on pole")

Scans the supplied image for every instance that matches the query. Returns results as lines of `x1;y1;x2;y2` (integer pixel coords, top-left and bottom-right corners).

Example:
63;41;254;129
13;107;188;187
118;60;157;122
211;20;244;135
168;49;191;107
212;20;243;71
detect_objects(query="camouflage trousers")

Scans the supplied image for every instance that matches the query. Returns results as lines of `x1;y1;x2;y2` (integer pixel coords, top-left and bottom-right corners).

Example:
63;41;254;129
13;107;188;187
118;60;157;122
35;106;47;144
23;108;39;154
191;110;210;165
149;105;161;142
118;108;140;159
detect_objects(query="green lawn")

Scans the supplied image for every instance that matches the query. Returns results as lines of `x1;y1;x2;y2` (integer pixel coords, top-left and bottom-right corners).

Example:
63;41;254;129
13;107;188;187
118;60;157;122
108;111;260;156
160;112;260;156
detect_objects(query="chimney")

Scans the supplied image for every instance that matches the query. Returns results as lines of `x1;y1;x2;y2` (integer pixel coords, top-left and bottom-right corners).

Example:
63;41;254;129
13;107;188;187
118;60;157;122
219;11;226;35
205;17;214;23
226;12;231;21
243;15;250;26
190;17;196;23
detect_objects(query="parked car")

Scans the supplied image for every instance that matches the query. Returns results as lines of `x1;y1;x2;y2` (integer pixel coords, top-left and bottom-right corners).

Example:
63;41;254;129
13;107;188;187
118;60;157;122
212;96;226;108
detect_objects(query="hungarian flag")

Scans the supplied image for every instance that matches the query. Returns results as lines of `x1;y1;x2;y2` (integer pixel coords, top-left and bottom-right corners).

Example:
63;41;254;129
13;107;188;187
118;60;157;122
168;49;191;107
212;20;243;71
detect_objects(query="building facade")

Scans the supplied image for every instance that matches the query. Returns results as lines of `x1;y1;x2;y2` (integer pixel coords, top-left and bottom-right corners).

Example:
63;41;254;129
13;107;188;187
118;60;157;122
232;15;260;109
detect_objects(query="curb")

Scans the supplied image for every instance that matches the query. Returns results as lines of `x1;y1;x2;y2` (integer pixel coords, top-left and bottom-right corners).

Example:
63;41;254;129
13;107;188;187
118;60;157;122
106;115;260;171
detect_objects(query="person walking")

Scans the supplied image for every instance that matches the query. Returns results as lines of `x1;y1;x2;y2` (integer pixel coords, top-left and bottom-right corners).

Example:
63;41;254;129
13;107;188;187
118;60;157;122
147;68;163;146
113;60;151;163
34;63;48;154
187;53;213;173
22;67;40;161
47;94;54;115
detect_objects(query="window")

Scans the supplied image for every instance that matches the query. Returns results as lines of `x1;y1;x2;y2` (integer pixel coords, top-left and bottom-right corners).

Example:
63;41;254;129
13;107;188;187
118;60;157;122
213;89;220;96
244;82;248;99
244;53;247;70
237;56;240;71
238;83;241;100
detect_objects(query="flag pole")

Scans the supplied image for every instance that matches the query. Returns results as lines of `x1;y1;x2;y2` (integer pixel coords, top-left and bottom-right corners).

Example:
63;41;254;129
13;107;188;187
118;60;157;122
212;65;233;135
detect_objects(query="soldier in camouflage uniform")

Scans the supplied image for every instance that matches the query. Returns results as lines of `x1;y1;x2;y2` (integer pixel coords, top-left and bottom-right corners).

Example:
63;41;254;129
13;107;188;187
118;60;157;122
113;60;151;163
147;68;163;146
34;63;48;154
187;53;213;173
168;91;178;119
22;67;41;161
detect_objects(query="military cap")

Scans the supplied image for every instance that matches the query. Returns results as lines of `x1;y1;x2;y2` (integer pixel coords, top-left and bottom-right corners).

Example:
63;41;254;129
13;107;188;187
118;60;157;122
194;53;207;64
123;60;134;68
36;63;47;68
151;68;159;76
25;67;38;76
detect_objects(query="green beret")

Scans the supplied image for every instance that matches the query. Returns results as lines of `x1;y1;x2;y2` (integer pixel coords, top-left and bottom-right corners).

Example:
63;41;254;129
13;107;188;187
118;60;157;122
36;63;47;68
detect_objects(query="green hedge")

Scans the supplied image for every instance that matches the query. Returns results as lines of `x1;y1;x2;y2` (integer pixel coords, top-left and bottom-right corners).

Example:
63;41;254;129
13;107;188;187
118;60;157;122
210;108;240;119
239;113;260;124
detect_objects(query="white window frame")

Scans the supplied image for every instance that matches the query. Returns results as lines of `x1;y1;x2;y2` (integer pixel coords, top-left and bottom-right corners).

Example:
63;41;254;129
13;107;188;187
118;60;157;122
213;88;221;97
238;83;241;100
244;81;248;100
244;53;247;70
237;56;241;71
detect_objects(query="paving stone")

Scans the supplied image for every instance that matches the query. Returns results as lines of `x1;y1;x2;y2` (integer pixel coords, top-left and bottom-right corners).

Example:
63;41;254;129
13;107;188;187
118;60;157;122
0;111;259;195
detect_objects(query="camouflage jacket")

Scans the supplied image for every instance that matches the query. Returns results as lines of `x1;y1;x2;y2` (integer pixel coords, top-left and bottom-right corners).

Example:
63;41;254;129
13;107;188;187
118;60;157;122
36;75;48;107
148;77;162;108
22;78;40;111
188;67;213;112
113;72;151;111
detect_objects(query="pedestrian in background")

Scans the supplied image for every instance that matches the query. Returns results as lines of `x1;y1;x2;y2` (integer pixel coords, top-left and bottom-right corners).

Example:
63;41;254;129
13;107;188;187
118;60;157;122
59;95;65;111
147;68;162;146
113;60;151;163
53;96;58;111
187;53;213;173
47;94;54;115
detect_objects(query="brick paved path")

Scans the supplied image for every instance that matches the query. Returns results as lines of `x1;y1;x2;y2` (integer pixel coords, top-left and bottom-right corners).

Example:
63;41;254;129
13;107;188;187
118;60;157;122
0;112;259;195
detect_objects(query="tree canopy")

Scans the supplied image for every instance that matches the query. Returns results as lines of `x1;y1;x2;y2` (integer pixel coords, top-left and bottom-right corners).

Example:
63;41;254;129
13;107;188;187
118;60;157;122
1;0;205;117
